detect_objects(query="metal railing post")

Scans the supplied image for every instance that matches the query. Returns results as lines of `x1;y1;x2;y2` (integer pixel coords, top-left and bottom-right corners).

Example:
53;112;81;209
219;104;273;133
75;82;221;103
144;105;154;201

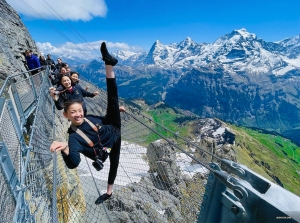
9;83;26;127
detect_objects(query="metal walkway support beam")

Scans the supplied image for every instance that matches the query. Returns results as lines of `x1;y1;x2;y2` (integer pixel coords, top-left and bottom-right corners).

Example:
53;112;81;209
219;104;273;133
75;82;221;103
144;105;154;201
198;162;300;223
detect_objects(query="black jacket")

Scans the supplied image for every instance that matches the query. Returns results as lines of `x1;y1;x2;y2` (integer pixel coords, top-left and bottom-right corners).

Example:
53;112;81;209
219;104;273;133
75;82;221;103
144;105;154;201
55;63;63;72
54;84;95;111
63;115;118;169
46;58;55;69
46;58;55;66
39;59;47;69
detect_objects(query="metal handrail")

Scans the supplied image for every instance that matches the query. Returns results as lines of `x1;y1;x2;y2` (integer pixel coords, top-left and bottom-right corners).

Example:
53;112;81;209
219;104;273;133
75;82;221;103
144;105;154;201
0;66;46;96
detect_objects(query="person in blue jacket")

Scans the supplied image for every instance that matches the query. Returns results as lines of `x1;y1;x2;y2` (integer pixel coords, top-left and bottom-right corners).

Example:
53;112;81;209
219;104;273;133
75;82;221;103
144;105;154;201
25;49;41;75
50;42;123;204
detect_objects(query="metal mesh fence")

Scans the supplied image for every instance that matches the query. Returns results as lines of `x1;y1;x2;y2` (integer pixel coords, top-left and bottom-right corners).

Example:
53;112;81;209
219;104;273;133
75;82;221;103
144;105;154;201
18;72;54;223
0;102;22;179
0;68;52;223
1;72;212;223
48;79;211;223
0;166;16;223
14;72;43;114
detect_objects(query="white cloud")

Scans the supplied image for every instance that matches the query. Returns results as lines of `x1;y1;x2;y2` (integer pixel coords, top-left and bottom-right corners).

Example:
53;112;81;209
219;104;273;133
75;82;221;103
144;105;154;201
7;0;107;21
36;40;144;60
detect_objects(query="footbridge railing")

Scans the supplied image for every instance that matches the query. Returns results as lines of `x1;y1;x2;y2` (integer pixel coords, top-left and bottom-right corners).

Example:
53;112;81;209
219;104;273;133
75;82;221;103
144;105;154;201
0;67;49;223
0;67;300;223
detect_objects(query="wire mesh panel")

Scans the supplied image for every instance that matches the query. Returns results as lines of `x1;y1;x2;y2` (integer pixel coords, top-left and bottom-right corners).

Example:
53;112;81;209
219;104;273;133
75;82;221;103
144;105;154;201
19;76;55;223
0;101;21;180
12;71;43;115
0;164;16;223
5;75;214;222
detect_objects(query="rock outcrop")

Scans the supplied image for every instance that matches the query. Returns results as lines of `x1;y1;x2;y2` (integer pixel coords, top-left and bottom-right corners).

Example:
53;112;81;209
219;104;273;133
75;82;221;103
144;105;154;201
147;139;186;197
191;118;237;172
106;138;207;223
0;0;39;81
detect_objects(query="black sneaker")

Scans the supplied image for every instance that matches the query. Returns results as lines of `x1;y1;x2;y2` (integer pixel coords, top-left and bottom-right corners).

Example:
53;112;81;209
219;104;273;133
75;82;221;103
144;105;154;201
95;193;112;205
100;42;118;66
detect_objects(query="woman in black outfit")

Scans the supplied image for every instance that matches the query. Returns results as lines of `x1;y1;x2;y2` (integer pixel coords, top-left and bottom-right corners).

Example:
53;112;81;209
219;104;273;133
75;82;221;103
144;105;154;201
50;42;124;204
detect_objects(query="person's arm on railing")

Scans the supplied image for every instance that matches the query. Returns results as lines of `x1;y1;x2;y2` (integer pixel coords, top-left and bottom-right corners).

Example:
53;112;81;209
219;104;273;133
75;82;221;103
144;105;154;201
50;140;82;169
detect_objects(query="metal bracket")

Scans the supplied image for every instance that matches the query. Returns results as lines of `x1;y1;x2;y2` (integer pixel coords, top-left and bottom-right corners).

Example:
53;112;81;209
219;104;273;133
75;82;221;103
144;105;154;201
221;158;271;193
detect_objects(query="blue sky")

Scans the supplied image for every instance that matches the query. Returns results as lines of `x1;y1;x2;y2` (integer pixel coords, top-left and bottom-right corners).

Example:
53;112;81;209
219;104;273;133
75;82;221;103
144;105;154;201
7;0;300;57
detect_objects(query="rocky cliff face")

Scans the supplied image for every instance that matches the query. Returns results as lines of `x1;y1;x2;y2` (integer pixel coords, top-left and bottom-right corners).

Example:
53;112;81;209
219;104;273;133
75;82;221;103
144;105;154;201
0;0;39;81
0;1;85;222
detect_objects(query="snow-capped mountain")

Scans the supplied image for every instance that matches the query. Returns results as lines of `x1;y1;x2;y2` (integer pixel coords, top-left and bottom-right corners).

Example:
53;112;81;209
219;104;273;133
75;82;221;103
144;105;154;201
77;29;300;146
112;50;147;66
113;28;300;76
49;53;95;66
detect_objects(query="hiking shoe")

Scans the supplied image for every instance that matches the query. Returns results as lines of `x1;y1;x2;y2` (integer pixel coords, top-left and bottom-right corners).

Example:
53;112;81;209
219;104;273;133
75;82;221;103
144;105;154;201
95;193;112;205
100;42;118;66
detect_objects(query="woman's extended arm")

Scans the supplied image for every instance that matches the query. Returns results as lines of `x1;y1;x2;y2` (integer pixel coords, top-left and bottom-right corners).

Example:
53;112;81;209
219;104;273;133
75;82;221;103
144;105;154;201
50;140;82;169
80;86;98;98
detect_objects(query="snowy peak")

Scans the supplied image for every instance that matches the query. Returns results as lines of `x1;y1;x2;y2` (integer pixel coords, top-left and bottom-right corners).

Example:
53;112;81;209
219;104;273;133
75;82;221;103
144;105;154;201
214;28;256;47
278;35;300;47
235;28;256;40
112;50;147;65
112;29;300;75
178;37;195;48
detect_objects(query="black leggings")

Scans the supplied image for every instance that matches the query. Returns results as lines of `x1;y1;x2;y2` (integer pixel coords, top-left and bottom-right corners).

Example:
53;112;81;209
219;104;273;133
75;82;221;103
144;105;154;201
106;78;121;185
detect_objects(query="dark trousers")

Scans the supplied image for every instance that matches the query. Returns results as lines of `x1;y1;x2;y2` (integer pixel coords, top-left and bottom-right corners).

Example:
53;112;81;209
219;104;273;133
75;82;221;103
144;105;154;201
106;78;121;185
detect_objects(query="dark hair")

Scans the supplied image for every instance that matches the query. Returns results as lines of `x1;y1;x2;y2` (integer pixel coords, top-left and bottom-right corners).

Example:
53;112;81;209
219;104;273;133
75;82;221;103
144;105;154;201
70;71;79;76
63;99;83;112
60;66;67;72
60;74;72;83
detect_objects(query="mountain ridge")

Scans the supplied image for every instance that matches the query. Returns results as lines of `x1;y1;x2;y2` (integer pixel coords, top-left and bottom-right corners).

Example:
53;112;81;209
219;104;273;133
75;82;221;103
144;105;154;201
77;28;300;145
112;28;300;76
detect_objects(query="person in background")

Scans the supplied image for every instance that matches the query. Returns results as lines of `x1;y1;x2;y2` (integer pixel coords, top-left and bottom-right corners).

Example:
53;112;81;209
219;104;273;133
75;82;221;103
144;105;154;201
55;58;63;72
39;55;47;70
70;72;90;90
25;49;41;75
50;75;98;114
46;54;56;70
66;67;72;75
50;42;122;205
52;67;69;86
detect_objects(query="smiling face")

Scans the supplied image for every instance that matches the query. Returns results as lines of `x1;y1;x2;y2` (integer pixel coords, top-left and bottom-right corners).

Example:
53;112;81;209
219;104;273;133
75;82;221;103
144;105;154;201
70;73;79;83
63;102;84;126
61;76;72;88
60;67;67;75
